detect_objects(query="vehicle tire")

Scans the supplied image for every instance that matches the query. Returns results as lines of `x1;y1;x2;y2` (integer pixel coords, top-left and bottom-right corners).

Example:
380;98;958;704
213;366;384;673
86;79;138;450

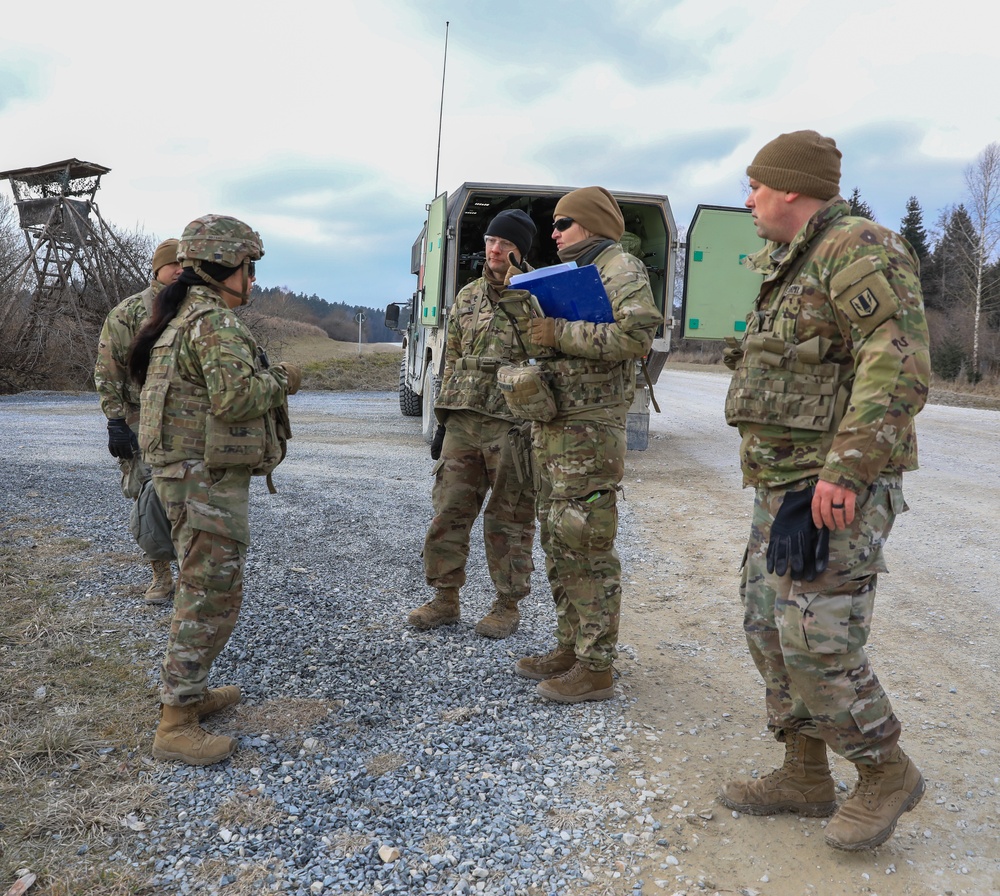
421;366;439;443
399;358;421;417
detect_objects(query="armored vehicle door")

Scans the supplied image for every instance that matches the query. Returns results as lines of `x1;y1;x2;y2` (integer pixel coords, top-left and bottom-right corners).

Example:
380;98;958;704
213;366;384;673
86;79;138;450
419;191;448;329
681;205;765;340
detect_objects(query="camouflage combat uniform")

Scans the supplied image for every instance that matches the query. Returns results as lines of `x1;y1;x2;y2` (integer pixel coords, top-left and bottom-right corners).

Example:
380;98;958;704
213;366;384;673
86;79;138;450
139;284;292;706
533;242;661;670
725;198;930;764
94;281;163;500
424;269;536;601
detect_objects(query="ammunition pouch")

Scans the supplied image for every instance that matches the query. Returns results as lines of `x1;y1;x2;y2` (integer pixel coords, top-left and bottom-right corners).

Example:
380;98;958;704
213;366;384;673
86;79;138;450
725;333;848;432
497;363;557;422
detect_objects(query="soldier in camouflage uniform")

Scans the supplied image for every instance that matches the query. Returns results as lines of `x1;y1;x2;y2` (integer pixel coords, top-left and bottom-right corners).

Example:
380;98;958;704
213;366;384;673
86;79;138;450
717;131;930;851
94;239;182;604
408;210;538;639
514;187;661;703
128;215;301;766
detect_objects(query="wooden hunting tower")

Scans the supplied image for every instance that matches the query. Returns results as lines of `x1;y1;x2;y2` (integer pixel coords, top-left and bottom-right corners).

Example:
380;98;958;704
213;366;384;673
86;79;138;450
0;158;145;329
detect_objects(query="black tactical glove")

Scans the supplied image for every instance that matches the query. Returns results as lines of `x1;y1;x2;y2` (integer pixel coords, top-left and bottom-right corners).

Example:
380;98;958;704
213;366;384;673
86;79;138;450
766;487;830;582
430;424;446;461
107;417;138;460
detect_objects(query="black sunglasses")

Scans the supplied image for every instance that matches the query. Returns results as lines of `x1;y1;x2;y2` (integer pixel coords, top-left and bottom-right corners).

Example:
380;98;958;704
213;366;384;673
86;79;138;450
246;260;256;277
553;217;575;232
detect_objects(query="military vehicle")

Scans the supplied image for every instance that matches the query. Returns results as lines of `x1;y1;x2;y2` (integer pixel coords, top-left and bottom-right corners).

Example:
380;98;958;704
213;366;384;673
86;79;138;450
384;182;678;450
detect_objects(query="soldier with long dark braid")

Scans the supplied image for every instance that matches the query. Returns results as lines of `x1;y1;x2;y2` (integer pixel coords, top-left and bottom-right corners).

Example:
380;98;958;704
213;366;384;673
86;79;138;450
128;215;300;766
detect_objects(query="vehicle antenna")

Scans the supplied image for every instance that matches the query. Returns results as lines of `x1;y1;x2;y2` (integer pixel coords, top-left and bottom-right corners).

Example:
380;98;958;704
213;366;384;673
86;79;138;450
433;21;449;198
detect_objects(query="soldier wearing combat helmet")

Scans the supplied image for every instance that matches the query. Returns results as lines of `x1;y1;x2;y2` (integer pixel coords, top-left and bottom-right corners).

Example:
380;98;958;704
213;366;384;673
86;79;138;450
718;130;930;851
95;237;183;605
128;214;301;766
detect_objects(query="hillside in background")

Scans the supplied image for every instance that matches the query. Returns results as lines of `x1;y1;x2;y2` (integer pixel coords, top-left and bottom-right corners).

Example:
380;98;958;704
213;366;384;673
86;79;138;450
250;285;402;344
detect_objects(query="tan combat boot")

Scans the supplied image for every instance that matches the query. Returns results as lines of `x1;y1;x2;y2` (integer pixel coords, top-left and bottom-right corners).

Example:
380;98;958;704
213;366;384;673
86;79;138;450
144;560;174;605
407;588;460;630
514;645;577;680
475;595;521;639
536;662;615;704
152;702;237;766
718;731;837;817
197;686;242;718
824;747;925;850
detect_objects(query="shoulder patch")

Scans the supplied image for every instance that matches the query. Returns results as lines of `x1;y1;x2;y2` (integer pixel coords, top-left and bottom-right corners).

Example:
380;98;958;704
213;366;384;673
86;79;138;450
830;255;899;336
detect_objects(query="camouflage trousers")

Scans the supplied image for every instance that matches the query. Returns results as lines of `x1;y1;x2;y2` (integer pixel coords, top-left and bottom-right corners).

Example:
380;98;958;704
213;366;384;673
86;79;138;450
741;476;907;764
152;460;250;707
533;418;625;672
424;411;535;599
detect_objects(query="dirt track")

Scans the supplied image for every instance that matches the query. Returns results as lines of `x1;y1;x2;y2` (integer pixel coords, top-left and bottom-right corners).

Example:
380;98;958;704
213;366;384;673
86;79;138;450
607;366;1000;895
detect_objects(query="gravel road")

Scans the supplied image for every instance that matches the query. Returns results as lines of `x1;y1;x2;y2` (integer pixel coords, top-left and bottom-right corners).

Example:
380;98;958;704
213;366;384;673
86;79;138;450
1;371;998;896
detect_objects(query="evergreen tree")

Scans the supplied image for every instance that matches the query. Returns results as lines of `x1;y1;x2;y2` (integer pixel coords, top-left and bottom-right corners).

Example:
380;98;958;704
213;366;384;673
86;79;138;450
899;196;930;261
847;187;876;221
924;205;977;311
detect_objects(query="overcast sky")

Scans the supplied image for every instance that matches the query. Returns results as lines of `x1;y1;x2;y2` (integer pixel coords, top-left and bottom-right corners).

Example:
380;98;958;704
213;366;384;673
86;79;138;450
1;0;996;308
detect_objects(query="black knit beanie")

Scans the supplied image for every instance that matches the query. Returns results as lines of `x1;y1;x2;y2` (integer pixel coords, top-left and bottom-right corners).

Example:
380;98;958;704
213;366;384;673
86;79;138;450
485;209;536;259
746;130;842;200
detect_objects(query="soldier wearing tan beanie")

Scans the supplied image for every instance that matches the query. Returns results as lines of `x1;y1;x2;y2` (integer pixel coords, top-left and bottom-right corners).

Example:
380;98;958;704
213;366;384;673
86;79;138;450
720;130;930;853
94;234;183;608
515;186;662;704
746;129;842;201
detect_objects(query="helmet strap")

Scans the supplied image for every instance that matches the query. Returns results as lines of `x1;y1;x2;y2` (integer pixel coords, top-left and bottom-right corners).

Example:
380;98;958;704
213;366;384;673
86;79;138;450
191;260;251;305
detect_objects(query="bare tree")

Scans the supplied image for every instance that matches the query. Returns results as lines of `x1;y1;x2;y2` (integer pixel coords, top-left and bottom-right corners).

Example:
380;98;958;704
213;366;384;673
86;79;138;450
964;141;1000;380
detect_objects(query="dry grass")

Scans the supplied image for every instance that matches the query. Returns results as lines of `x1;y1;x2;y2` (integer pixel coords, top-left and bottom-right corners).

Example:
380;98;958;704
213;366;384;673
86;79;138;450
0;521;163;895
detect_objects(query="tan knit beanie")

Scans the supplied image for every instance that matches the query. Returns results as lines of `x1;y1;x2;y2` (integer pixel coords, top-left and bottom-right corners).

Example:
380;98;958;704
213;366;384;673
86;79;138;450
152;238;179;275
746;130;842;200
554;186;625;241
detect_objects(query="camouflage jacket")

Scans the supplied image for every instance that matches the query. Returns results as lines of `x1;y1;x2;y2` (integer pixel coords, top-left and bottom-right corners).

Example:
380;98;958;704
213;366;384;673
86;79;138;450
541;243;660;422
94;281;162;424
435;271;533;423
725;199;930;492
139;285;291;469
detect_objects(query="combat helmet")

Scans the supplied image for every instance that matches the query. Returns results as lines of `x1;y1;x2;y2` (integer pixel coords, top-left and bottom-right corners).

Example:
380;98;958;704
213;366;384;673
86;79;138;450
177;214;264;304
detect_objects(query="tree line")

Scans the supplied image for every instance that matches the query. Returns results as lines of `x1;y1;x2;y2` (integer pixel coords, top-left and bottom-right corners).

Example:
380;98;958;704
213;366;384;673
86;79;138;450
1;142;998;393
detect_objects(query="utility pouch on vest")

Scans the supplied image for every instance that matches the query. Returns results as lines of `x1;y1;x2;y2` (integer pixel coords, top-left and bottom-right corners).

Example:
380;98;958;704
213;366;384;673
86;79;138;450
129;478;176;561
497;363;558;422
725;333;841;432
252;399;292;493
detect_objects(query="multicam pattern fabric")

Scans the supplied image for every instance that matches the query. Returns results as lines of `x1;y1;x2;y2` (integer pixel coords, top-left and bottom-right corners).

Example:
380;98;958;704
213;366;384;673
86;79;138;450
139;283;290;705
139;286;289;467
94;281;162;424
154;460;250;705
726;199;930;492
425;271;537;600
741;478;905;764
423;411;535;599
533;243;660;670
177;215;264;268
727;199;930;766
434;274;533;422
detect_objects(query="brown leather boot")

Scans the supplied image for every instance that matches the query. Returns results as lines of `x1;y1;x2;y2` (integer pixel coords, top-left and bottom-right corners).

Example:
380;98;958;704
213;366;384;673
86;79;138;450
514;645;577;681
536;662;614;703
144;560;174;605
824;747;925;850
719;731;838;817
196;686;242;718
407;588;460;630
152;702;237;766
475;596;521;639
